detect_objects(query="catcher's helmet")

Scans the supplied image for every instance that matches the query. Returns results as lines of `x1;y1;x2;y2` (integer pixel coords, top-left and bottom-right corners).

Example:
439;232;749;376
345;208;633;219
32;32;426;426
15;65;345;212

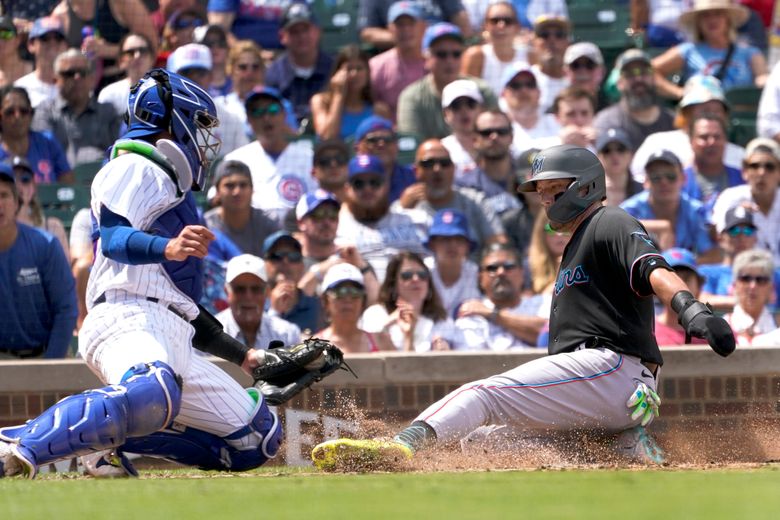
518;144;606;223
124;68;221;191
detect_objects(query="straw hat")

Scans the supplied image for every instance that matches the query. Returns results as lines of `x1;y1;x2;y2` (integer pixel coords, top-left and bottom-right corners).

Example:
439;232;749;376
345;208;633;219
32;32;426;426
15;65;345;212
679;0;749;31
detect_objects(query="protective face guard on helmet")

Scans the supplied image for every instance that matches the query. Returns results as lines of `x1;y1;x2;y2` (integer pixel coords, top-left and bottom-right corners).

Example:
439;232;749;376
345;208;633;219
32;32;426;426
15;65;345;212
191;109;221;190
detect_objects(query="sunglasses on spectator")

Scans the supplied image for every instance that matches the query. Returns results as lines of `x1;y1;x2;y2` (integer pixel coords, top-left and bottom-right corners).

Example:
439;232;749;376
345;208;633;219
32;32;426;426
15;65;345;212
449;98;478;110
601;145;628;155
544;223;571;236
204;38;228;48
647;172;678;184
622;66;652;78
745;161;778;172
399;270;429;282
2;106;32;117
230;284;265;295
417;157;453;169
15;173;34;184
327;285;365;299
737;274;770;285
0;30;15;40
727;225;756;237
476;127;512;138
38;33;65;43
59;68;90;79
308;208;339;221
236;62;262;72
481;261;519;274
363;134;397;145
248;103;282;118
121;46;150;58
569;60;597;71
265;250;303;263
433;49;463;60
506;80;536;90
536;30;568;40
316;154;348;167
487;16;516;26
349;177;384;190
173;18;204;30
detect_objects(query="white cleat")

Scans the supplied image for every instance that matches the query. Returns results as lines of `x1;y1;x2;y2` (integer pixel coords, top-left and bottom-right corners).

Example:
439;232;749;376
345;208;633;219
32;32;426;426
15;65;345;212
80;449;138;478
614;426;666;465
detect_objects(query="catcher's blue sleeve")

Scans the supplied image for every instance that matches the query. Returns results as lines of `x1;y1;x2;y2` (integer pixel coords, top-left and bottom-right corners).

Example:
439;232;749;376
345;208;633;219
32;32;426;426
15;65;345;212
99;206;170;265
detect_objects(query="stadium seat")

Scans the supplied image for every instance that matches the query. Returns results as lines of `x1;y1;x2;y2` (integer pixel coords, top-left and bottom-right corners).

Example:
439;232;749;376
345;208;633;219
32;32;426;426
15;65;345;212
725;86;761;147
37;184;91;231
310;0;360;55
396;133;419;166
72;160;103;187
567;0;633;69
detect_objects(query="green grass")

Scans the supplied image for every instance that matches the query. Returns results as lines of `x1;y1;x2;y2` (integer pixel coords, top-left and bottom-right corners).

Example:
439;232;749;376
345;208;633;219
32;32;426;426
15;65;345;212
2;466;780;520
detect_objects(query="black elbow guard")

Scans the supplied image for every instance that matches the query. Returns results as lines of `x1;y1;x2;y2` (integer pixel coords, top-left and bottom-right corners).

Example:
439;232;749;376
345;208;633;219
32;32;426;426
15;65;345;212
191;304;250;366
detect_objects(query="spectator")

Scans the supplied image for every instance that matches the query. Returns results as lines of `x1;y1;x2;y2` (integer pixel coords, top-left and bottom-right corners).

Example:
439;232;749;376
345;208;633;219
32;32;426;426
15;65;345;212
0;15;32;87
311;139;349;200
455;243;547;350
0;1;59;32
528;14;570;112
363;251;458;351
203;160;280;258
223;86;315;227
621;149;720;262
461;1;529;97
9;155;69;260
32;49;121;167
563;42;607;111
630;74;745;180
630;0;687;48
97;33;156;116
310;45;392;141
498;61;560;154
596;128;643;206
0;86;72;184
207;0;291;50
193;24;232;98
500;147;542;258
0;163;77;358
462;0;569;33
14;16;68;109
594;49;676;152
441;79;483;177
396;138;505;250
654;248;709;346
397;22;497;139
166;43;249;156
215;253;301;349
456;108;520;216
724;248;777;346
151;0;199;35
353;116;416;203
369;1;427;121
682;113;744;211
265;2;334;126
336;154;429;281
315;263;394;354
651;0;768;99
359;0;472;49
159;7;206;59
758;60;780;143
711;137;780;265
263;230;323;335
217;40;265;130
423;208;480;318
534;86;598;151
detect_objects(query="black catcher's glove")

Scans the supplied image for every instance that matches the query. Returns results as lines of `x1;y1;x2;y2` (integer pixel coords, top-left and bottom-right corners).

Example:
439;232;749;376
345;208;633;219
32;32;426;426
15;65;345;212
671;290;736;357
252;338;354;406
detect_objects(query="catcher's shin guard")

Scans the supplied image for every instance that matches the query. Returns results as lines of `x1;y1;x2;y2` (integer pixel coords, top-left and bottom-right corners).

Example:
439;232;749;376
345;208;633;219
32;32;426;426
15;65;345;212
120;389;283;471
0;361;181;477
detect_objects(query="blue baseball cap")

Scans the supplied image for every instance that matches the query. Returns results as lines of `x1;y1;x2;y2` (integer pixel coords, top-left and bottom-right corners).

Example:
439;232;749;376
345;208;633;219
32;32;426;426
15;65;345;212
355;115;394;142
244;86;284;108
388;1;423;23
29;16;65;40
348;154;384;178
499;61;536;92
662;248;700;276
596;128;633;153
424;209;477;251
262;231;302;255
422;22;463;52
295;189;340;220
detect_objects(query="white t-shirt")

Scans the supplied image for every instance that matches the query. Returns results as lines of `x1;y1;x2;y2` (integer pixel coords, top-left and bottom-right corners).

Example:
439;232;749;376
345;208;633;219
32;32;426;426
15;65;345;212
424;257;481;318
14;72;59;108
360;304;459;352
711;184;780;264
758;61;780;140
725;305;777;347
97;78;132;116
441;134;478;179
454;295;547;351
533;65;569;113
216;308;301;349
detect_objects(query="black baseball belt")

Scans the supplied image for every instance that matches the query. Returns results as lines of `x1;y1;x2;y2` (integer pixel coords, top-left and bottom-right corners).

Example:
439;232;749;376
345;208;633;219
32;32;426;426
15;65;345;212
93;293;189;322
0;346;46;358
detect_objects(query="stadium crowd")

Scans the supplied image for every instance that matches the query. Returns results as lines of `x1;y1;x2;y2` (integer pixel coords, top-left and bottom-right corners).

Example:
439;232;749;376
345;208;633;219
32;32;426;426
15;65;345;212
1;0;780;358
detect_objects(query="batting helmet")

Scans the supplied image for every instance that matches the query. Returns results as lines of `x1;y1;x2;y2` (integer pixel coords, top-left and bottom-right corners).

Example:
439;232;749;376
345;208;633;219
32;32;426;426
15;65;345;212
518;144;606;223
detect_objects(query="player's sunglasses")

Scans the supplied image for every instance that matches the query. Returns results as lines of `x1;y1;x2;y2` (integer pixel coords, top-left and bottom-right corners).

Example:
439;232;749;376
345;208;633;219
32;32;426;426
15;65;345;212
363;134;397;145
433;49;463;60
745;161;778;172
647;171;678;184
736;274;770;285
417;157;453;169
506;80;536;90
121;46;151;58
481;261;519;274
315;154;348;167
2;106;32;117
488;16;516;26
399;270;429;282
265;251;303;263
248;103;282;118
327;285;365;299
449;98;478;111
308;207;339;221
230;284;265;295
349;177;384;190
476;127;512;138
569;59;597;71
726;225;756;237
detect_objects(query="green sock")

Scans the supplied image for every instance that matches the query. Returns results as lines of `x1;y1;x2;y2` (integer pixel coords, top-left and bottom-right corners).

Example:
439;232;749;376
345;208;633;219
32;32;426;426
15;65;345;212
393;421;437;452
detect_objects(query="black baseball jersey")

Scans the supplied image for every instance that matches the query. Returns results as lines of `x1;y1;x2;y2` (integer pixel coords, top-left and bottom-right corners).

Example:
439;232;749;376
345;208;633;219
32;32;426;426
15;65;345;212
548;206;670;365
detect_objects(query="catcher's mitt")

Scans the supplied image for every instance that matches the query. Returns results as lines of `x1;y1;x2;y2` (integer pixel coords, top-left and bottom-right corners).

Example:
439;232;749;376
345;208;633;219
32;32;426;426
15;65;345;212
253;338;354;406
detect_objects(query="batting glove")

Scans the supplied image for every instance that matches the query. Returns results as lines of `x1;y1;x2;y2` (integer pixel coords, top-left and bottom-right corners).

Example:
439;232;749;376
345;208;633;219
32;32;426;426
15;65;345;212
626;382;661;427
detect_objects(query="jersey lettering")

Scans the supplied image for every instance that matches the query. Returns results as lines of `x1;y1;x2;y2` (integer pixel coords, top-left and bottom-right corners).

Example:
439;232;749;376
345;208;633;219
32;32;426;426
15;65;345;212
554;265;590;295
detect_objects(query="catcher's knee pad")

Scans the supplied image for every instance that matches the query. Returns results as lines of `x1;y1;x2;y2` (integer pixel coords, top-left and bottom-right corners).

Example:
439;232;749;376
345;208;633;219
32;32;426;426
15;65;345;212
0;361;181;468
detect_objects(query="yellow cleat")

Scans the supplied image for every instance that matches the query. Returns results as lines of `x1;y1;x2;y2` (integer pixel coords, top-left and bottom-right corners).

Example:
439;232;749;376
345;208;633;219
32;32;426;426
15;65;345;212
311;438;413;472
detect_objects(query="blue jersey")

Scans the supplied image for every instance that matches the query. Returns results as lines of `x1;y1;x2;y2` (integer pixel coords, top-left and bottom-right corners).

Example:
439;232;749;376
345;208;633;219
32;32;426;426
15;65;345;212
0;224;77;357
0;131;71;184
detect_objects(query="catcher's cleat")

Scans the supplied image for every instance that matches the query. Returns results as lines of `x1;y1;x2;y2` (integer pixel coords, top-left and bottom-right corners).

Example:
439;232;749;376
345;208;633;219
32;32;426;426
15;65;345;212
614;425;666;465
0;440;34;479
80;449;139;478
311;438;413;471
